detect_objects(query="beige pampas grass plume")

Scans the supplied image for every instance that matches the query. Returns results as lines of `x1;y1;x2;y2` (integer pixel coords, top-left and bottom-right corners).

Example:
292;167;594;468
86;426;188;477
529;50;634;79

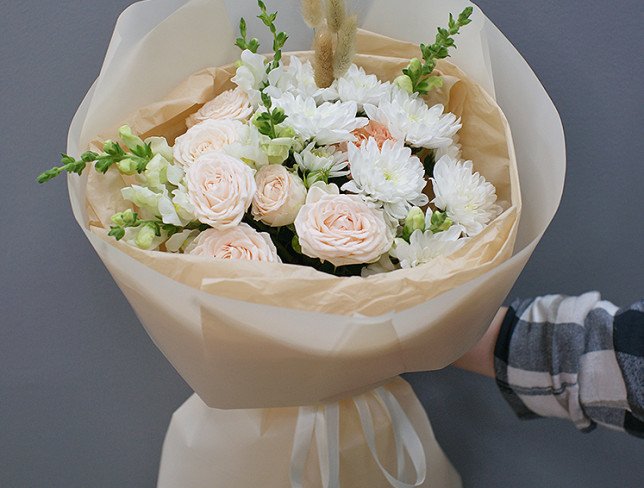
333;14;358;78
326;0;346;33
314;27;336;88
301;0;324;28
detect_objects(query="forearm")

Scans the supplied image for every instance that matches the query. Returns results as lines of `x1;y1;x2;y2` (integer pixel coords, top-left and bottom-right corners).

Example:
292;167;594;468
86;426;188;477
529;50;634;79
455;293;644;438
452;307;506;378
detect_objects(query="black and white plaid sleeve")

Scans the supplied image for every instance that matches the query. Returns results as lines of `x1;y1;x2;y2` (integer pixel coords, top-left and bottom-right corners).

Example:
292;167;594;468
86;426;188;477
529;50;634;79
494;292;644;438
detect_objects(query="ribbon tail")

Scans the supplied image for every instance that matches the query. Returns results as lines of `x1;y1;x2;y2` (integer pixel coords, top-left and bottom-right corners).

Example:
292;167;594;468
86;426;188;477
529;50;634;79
354;388;427;488
315;403;340;488
290;406;318;488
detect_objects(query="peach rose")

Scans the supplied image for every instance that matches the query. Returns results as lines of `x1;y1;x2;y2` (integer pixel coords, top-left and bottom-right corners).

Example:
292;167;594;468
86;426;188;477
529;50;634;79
186;152;256;229
174;119;244;169
188;224;281;263
252;165;307;227
186;88;253;128
351;120;395;149
294;185;394;267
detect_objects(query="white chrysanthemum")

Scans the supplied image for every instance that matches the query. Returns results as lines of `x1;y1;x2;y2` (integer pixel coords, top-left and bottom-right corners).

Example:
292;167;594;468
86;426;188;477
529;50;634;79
431;155;502;236
364;88;461;149
231;49;268;106
294;142;349;179
342;138;428;221
265;56;329;102
272;93;368;145
434;133;462;161
390;225;465;269
325;64;391;110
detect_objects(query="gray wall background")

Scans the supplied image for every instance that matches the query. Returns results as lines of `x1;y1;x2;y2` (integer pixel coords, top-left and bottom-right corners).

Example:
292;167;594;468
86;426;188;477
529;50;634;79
1;0;642;487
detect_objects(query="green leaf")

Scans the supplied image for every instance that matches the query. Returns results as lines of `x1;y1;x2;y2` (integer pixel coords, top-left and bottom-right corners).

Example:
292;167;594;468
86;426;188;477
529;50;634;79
261;92;272;109
272;108;287;124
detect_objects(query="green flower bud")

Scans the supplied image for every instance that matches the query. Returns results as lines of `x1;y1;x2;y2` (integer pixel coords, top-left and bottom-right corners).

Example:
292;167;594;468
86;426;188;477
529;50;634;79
102;140;121;155
261;137;293;165
429;210;453;233
393;74;414;94
111;209;138;227
409;58;422;73
402;206;426;241
119;125;145;151
275;126;296;139
116;158;138;175
304;170;328;188
135;224;157;250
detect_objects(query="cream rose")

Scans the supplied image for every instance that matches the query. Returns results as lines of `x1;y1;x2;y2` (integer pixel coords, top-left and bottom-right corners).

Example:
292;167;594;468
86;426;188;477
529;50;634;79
252;165;307;227
174;119;244;169
188;224;281;263
186;88;253;128
294;186;394;267
186;152;256;229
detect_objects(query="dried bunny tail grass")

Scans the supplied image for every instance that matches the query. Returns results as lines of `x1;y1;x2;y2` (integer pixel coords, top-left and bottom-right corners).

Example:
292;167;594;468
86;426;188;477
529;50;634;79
325;0;346;33
301;0;324;28
314;27;336;88
333;14;358;78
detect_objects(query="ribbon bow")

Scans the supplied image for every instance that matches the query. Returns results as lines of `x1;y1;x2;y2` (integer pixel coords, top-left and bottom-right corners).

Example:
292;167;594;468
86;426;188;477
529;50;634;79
289;386;427;488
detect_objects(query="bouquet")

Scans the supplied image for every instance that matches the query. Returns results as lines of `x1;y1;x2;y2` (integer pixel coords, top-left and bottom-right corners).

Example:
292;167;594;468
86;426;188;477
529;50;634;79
40;2;508;281
38;0;565;487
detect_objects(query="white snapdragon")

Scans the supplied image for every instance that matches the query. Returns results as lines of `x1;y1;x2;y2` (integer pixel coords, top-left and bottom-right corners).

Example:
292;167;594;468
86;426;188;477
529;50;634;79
171;183;196;224
165;229;199;253
121;185;163;220
121;184;192;227
232;49;269;106
121;226;166;251
272;93;368;145
364;88;461;149
146;136;174;163
342;139;428;221
390;225;465;269
431;155;502;236
138;153;184;190
224;124;270;169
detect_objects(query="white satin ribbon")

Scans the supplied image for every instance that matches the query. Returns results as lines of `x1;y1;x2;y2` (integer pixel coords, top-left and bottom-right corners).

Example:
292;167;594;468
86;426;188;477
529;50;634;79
289;387;427;488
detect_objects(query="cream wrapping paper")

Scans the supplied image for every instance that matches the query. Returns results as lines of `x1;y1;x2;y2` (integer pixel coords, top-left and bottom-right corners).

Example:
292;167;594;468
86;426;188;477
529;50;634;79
64;1;566;486
158;378;461;488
